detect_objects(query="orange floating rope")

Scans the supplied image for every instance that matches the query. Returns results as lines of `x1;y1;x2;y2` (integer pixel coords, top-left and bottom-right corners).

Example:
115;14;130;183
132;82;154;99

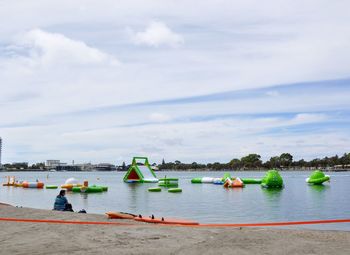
0;216;349;228
197;218;350;227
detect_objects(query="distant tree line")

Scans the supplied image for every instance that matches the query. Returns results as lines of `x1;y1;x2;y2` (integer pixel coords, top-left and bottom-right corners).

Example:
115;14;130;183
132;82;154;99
158;153;350;171
2;153;350;171
2;162;45;170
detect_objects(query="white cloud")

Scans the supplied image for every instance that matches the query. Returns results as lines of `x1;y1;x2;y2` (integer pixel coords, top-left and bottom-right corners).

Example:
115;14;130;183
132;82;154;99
14;29;119;67
130;21;184;47
290;113;328;125
0;29;125;120
265;91;280;97
149;113;171;122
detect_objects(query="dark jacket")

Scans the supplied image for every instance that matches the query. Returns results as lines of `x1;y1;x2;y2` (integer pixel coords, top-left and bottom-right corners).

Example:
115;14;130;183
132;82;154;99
53;195;68;211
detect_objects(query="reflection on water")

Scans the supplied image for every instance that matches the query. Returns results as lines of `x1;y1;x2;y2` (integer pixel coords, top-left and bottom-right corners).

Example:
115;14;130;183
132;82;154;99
260;187;284;220
81;193;89;199
306;184;329;202
261;188;283;201
305;184;330;210
126;183;140;211
80;193;89;210
223;187;244;193
308;184;330;192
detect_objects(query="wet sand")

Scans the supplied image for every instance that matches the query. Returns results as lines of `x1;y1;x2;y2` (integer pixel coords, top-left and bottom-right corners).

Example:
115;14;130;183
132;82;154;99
0;204;349;255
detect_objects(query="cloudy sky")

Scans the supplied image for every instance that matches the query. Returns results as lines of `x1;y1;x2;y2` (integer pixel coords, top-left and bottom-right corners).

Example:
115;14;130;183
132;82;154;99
1;0;350;165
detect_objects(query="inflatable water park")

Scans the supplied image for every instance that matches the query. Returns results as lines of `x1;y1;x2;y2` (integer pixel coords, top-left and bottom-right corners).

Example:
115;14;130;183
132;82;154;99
2;176;109;193
123;157;183;192
1;159;343;231
190;169;284;189
118;156;332;192
2;157;332;220
3;161;331;194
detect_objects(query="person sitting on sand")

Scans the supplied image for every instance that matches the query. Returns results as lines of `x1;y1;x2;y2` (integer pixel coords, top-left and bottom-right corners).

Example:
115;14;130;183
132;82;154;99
53;190;73;211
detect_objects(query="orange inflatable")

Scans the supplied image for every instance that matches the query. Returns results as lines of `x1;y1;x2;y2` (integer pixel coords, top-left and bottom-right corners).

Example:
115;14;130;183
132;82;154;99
61;184;82;190
224;177;244;188
232;178;244;188
22;181;44;189
3;176;16;186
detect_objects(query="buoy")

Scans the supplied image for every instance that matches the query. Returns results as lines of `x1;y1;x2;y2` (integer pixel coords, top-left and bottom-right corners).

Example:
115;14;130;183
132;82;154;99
148;187;161;192
168;188;182;193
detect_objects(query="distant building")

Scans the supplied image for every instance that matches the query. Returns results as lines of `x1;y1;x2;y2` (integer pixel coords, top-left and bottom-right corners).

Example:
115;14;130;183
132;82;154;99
75;163;94;171
46;160;61;169
56;165;81;171
94;163;116;171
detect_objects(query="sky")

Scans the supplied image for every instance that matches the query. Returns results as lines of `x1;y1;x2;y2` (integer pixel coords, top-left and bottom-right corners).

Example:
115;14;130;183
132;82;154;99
0;0;350;165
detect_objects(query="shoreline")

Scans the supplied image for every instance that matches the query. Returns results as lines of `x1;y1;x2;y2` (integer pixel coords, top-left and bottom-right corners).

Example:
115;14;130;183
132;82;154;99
1;168;350;172
0;205;349;254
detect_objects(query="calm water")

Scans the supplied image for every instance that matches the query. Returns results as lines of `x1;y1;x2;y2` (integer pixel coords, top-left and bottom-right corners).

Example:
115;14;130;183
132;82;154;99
1;171;349;230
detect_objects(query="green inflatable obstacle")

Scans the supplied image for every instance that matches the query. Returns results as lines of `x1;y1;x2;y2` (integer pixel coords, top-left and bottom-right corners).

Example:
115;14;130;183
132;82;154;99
241;178;262;184
72;186;82;193
123;157;158;183
91;185;108;191
45;185;58;189
261;170;283;189
222;172;231;181
159;178;179;181
306;170;330;185
158;177;179;187
189;177;218;184
82;186;103;193
148;187;161;192
168;188;182;193
72;185;108;193
191;178;203;184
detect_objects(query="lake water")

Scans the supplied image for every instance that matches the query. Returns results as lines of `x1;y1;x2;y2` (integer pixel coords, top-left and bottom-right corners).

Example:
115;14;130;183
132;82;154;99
1;171;349;230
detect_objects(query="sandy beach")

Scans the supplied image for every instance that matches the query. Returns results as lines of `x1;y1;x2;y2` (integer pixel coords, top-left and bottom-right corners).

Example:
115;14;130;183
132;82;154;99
0;204;349;255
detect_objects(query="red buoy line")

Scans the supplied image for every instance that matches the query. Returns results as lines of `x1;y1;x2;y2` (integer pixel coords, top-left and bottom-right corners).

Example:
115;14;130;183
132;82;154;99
197;218;350;228
0;216;349;227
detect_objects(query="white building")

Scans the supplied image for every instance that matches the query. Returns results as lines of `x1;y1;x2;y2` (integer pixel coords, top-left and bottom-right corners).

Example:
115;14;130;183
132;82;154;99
46;160;61;168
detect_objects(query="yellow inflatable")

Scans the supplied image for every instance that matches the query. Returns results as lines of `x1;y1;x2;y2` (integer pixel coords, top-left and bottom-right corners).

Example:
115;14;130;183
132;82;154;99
61;184;82;190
